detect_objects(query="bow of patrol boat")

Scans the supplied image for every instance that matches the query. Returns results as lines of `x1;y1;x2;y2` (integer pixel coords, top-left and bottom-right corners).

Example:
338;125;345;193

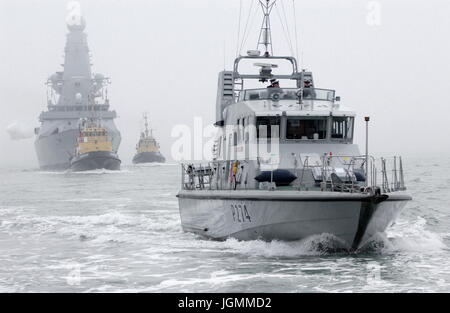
178;189;411;251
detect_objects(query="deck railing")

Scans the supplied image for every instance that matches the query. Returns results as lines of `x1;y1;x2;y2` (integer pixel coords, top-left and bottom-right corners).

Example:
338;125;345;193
181;155;407;194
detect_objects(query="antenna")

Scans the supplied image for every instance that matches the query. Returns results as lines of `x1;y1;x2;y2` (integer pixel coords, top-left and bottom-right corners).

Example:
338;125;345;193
256;0;276;57
223;40;226;70
143;112;149;138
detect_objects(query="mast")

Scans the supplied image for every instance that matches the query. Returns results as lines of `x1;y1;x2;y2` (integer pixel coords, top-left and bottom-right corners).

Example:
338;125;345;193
64;18;91;80
46;9;109;110
257;0;276;57
144;113;149;138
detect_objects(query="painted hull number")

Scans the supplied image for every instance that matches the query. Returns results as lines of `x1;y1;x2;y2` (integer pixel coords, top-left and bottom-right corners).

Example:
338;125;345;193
231;204;251;222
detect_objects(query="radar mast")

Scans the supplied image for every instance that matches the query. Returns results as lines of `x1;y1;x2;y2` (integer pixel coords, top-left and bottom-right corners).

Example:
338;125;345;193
256;0;276;57
143;112;149;138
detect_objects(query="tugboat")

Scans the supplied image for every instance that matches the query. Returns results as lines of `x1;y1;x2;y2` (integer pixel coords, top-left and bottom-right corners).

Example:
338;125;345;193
177;0;412;251
70;118;121;171
34;12;121;170
132;113;165;164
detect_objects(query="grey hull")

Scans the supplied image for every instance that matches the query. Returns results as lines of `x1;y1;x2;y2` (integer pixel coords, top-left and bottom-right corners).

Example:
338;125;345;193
35;126;121;170
132;151;165;164
70;150;121;172
177;190;411;250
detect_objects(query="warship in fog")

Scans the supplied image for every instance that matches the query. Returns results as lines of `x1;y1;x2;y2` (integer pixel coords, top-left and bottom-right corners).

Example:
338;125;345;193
34;15;121;170
132;113;165;164
177;0;412;251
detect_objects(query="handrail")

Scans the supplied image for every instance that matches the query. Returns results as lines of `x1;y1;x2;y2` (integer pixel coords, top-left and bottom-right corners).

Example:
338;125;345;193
241;87;335;102
181;154;407;194
233;55;299;79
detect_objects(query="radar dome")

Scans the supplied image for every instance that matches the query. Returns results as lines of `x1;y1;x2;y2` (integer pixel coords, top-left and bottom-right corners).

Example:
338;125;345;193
75;93;83;103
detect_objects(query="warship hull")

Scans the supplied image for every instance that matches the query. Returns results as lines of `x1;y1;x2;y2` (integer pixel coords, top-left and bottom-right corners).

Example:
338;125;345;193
132;151;165;164
35;123;121;170
70;150;121;172
35;129;79;170
177;190;411;250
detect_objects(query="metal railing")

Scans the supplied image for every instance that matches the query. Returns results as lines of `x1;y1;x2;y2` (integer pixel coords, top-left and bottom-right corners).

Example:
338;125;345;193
181;163;214;191
293;154;406;193
181;155;407;194
241;88;335;102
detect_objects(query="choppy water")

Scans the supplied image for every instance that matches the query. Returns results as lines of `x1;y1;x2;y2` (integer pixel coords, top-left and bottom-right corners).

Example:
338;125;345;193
0;158;449;292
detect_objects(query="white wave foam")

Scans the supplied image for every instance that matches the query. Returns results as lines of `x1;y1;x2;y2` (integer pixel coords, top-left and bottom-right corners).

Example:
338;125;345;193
215;216;447;257
39;211;182;244
131;162;177;168
40;212;148;227
36;169;133;175
221;234;349;258
68;169;133;174
36;171;69;175
362;217;447;253
385;217;446;252
58;197;132;203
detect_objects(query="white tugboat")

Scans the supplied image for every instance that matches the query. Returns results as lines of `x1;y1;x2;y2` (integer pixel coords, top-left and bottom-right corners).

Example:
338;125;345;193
177;0;412;251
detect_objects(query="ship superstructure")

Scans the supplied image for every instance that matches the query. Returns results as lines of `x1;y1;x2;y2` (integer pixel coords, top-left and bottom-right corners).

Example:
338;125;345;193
34;15;121;170
132;113;165;164
177;0;411;251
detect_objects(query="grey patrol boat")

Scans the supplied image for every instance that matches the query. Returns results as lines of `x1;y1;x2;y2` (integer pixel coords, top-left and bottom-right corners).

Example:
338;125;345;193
34;15;121;170
177;0;412;251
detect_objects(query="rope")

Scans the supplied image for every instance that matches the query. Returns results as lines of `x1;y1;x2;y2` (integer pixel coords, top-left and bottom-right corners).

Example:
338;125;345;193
235;0;243;58
292;0;300;60
274;3;294;56
280;0;295;55
238;0;256;55
239;0;260;55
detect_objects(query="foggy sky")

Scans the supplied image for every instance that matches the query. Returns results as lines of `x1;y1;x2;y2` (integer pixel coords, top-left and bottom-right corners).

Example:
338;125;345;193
1;0;449;168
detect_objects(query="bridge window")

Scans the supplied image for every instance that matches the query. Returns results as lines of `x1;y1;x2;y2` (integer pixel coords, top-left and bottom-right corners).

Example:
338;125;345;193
331;117;354;140
286;117;327;140
256;116;280;139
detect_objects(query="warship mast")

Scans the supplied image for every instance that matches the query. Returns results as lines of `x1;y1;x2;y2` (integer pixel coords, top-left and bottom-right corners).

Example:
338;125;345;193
61;17;92;106
257;0;275;57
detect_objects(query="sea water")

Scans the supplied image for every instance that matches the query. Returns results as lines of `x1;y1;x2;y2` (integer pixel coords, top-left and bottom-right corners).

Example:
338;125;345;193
0;157;449;292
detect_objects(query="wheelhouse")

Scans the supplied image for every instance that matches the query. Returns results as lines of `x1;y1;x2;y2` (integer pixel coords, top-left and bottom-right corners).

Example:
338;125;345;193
239;88;335;102
252;114;355;143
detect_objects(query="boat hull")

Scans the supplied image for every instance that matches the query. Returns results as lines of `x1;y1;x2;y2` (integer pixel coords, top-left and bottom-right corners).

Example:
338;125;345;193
132;151;165;164
177;190;411;250
70;151;121;172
